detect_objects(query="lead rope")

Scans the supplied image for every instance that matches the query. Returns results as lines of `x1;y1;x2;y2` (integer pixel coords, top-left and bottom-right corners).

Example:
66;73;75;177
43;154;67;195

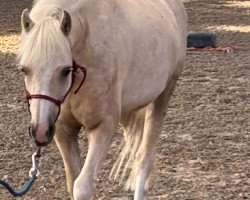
0;148;41;197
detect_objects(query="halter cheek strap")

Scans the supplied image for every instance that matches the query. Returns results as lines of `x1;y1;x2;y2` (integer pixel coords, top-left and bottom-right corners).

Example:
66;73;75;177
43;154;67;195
25;60;87;122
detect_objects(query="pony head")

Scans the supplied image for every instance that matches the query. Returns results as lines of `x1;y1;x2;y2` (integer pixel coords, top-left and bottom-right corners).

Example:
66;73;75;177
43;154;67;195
19;7;73;146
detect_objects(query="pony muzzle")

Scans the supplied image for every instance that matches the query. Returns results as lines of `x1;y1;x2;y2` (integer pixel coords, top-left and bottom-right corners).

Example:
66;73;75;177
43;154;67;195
30;123;55;146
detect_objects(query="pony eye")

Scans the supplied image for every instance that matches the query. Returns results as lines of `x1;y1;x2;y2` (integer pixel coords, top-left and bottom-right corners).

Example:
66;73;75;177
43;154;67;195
19;66;30;75
62;67;73;77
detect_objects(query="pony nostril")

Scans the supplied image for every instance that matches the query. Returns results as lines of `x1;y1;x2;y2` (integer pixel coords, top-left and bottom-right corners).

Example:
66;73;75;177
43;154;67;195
29;123;55;146
29;124;37;138
28;125;32;137
46;125;55;138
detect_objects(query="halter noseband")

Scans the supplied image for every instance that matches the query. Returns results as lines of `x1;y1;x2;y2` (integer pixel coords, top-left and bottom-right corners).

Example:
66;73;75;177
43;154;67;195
25;60;87;121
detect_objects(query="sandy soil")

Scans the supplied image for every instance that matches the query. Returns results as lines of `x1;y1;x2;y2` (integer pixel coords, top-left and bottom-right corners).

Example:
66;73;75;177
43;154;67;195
0;0;249;199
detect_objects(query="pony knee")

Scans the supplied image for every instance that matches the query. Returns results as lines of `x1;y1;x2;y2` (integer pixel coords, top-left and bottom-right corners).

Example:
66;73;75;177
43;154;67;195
73;178;94;200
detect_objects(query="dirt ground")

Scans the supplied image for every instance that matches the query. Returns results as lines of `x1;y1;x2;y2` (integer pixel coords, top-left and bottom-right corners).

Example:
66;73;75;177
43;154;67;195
0;0;249;199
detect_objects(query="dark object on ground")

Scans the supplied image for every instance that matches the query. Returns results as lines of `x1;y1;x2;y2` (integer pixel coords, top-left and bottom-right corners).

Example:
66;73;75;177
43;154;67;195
187;32;217;48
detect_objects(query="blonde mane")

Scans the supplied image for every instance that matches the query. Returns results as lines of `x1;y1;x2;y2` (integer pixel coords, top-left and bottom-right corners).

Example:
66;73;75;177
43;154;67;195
18;0;82;67
19;6;72;67
32;0;80;12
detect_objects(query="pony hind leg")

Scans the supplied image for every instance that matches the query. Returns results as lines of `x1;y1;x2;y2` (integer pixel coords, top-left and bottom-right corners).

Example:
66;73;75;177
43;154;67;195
133;76;179;200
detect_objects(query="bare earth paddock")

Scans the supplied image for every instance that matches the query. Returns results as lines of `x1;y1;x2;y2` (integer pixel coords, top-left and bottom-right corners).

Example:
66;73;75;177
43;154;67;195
0;0;249;199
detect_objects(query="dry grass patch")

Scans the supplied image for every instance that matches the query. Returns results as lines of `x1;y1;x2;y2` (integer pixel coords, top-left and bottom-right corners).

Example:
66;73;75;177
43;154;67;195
0;34;20;54
225;1;250;8
206;25;250;33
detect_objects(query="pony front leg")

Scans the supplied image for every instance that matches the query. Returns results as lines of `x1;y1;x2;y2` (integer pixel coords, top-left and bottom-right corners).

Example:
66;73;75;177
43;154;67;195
54;122;82;199
73;119;117;200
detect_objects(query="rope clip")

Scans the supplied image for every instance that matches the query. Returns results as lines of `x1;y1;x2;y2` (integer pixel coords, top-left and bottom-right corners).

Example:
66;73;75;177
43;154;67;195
29;148;41;178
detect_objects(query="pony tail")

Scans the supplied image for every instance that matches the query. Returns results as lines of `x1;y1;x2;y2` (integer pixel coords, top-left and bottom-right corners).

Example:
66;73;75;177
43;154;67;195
110;108;146;191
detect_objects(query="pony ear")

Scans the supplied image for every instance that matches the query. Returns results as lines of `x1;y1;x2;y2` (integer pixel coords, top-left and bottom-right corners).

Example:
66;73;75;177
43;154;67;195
21;9;34;33
60;10;71;36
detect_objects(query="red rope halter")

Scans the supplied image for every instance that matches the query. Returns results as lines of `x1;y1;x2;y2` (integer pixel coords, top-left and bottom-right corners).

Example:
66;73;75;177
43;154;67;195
25;60;87;121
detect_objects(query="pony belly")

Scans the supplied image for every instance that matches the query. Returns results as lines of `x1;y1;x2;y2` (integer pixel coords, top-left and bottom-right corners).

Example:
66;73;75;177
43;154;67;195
121;68;171;113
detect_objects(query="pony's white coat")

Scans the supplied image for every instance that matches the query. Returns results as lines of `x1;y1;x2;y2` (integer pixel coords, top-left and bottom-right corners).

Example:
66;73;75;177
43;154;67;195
19;0;187;199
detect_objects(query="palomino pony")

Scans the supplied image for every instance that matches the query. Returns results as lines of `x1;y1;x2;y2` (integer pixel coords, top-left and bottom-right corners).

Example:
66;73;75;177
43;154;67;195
19;0;187;199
